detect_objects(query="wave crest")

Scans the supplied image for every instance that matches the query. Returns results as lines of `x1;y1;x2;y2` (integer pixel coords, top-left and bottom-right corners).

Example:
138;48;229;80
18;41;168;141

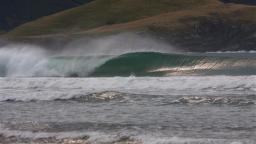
171;96;255;106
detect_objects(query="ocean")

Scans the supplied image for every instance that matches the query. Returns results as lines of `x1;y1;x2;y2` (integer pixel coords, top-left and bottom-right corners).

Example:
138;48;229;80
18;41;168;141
0;49;255;144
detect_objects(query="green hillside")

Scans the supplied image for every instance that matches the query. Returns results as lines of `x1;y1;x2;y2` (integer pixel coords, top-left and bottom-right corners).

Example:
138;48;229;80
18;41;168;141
5;0;256;51
7;0;220;36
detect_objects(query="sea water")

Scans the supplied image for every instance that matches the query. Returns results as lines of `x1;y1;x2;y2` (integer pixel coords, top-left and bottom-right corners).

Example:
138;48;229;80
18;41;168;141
0;77;255;144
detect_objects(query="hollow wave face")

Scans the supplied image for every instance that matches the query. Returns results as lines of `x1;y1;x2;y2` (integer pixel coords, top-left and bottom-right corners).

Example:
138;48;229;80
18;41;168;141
90;52;256;76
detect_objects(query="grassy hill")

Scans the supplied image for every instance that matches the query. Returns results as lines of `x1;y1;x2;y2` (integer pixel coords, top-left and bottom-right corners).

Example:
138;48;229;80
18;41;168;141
72;3;256;51
4;0;256;51
221;0;256;5
7;0;220;36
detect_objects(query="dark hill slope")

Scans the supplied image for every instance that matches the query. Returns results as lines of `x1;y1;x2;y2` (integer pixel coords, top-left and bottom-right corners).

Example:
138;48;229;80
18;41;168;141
73;0;94;4
0;0;93;31
221;0;256;5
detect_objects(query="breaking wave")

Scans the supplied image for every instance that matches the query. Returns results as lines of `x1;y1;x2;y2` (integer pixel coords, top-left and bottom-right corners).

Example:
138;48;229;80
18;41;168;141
0;46;113;77
0;46;256;77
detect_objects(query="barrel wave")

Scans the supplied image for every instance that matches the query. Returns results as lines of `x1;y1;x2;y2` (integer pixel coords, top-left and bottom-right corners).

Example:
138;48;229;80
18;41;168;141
0;47;256;77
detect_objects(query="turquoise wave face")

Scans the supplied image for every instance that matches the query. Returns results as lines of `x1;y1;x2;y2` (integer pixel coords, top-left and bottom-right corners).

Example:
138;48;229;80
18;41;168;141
0;52;256;77
90;52;256;76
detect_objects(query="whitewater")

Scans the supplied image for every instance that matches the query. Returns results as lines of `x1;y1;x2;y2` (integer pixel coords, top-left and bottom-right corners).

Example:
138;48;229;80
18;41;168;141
0;39;255;143
0;76;255;144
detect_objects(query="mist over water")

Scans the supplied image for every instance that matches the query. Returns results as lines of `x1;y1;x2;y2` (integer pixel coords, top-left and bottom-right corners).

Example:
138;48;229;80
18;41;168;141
0;45;49;77
61;33;176;55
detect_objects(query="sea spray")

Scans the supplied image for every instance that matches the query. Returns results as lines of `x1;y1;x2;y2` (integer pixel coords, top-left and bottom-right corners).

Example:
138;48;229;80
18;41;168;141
61;33;176;56
0;45;113;77
0;45;49;77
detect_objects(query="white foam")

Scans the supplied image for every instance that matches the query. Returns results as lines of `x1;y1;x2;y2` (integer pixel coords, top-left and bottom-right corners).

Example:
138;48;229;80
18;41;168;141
0;45;50;77
137;135;254;144
0;44;114;77
0;123;119;144
0;125;253;144
0;76;255;101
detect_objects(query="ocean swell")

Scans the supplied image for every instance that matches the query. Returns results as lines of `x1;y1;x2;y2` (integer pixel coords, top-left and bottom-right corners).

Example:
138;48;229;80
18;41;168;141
0;76;255;102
